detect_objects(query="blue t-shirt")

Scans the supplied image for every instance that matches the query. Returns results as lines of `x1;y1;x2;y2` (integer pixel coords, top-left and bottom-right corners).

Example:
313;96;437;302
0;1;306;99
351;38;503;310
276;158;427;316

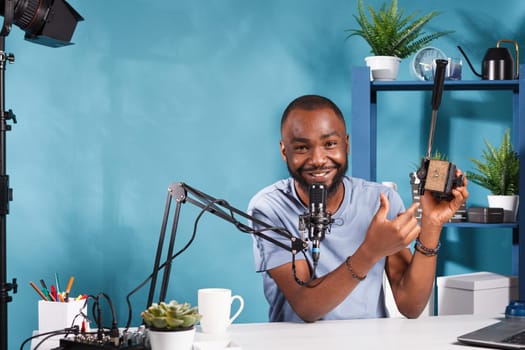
248;176;405;322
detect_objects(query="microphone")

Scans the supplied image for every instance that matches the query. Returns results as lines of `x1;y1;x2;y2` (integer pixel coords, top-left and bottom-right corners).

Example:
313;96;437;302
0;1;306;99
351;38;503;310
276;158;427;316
299;183;333;265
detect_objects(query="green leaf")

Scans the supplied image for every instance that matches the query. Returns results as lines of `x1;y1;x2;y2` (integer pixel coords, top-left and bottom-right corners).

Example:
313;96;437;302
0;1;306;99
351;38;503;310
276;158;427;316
345;0;453;58
467;129;519;195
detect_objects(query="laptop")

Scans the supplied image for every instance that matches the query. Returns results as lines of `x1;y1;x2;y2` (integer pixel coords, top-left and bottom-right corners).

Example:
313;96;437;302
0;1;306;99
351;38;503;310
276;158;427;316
458;319;525;349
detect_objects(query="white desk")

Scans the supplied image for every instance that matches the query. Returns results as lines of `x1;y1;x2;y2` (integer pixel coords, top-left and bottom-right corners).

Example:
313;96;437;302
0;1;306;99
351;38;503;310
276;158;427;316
225;314;502;350
32;314;503;350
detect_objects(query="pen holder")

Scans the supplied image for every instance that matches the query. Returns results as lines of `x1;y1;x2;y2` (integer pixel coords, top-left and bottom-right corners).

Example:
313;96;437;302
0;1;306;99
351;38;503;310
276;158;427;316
38;300;87;333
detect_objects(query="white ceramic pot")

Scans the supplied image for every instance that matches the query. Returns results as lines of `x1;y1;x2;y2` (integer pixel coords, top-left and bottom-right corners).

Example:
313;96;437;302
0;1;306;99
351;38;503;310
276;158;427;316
488;194;519;223
148;328;195;350
365;55;401;81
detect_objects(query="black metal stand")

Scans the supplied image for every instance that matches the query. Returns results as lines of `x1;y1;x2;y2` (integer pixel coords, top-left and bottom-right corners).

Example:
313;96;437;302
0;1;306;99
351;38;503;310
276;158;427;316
146;182;309;308
0;2;17;348
0;34;16;350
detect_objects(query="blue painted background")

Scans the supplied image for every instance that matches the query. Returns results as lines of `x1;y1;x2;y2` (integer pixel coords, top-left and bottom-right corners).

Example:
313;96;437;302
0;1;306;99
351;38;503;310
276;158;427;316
4;0;524;348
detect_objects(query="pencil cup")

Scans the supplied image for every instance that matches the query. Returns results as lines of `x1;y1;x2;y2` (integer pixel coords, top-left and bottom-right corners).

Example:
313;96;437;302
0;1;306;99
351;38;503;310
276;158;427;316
38;300;86;333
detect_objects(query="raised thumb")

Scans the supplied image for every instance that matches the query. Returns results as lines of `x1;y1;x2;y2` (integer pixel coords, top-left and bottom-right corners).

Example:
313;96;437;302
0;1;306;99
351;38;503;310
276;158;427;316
375;192;390;220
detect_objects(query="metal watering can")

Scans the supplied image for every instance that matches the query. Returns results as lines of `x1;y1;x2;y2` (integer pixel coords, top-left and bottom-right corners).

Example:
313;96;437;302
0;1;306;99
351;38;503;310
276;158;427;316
458;39;519;80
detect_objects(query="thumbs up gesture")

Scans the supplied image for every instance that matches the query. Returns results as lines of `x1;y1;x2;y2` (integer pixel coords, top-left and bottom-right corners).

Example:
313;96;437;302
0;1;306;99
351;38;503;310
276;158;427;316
362;193;421;259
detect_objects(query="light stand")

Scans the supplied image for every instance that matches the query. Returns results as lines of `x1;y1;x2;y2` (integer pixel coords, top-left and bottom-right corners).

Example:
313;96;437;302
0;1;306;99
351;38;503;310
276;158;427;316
146;182;310;307
0;1;82;348
0;3;17;350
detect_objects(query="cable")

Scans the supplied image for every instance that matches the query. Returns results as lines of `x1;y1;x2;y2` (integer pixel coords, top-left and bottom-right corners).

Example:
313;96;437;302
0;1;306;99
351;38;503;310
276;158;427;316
19;327;79;350
123;195;314;331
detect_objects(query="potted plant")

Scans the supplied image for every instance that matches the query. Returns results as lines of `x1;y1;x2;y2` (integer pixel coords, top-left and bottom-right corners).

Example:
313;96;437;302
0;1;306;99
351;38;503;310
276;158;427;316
141;300;202;350
345;0;452;80
467;129;519;222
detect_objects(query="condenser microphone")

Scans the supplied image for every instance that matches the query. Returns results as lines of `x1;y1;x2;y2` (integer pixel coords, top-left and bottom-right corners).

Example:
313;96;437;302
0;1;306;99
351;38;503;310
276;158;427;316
302;183;332;264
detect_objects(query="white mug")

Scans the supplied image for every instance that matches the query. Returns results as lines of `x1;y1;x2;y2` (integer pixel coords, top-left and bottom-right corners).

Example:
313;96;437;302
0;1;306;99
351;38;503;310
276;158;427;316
198;288;244;334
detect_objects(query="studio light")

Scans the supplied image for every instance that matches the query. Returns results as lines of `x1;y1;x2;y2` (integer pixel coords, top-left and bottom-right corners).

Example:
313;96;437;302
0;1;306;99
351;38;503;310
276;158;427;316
0;2;83;350
0;0;83;47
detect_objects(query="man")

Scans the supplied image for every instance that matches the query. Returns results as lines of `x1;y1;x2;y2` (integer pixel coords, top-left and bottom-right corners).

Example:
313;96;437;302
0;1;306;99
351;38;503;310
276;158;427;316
248;94;469;323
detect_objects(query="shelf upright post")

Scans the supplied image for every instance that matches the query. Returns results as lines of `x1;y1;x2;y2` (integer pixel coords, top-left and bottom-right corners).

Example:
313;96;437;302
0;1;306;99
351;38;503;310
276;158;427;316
351;66;377;181
516;64;525;298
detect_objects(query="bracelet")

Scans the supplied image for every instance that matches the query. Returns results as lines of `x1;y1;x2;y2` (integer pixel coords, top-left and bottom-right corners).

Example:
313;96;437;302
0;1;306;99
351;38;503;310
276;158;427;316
345;256;367;281
414;237;441;257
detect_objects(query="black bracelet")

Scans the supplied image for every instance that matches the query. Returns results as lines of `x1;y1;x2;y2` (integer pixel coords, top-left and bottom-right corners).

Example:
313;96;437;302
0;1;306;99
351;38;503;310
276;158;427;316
345;256;367;281
414;237;441;257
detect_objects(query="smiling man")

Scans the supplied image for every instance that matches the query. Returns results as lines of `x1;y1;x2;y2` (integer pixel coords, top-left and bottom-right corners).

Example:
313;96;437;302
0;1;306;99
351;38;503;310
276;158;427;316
248;94;469;323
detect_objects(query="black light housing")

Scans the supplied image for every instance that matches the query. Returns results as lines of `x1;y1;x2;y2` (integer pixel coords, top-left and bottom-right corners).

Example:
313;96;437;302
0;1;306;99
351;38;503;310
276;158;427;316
1;0;83;47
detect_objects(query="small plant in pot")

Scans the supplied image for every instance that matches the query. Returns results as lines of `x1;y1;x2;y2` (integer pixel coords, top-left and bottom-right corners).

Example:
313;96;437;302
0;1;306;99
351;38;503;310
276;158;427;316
141;300;202;350
467;129;519;222
345;0;452;80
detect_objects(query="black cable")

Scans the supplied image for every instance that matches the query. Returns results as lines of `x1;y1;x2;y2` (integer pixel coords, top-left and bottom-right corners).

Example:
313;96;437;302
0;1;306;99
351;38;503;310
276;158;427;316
123;196;314;330
19;327;78;350
123;198;224;330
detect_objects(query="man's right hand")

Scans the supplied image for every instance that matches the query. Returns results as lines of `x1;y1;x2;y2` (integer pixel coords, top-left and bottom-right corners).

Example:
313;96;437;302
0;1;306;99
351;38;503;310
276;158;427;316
360;193;420;261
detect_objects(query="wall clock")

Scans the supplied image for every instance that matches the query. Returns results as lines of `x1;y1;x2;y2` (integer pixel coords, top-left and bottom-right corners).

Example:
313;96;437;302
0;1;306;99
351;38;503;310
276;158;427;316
411;47;447;81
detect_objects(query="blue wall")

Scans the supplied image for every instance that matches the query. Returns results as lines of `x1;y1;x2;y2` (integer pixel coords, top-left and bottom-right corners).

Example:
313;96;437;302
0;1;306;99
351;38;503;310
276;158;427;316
4;0;524;348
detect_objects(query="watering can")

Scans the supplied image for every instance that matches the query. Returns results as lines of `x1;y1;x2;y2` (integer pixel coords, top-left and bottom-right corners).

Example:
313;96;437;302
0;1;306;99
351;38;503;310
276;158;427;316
457;39;519;80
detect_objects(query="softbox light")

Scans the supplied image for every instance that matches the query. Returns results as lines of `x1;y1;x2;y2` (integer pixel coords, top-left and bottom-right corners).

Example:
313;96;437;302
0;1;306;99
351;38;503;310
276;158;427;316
1;0;83;47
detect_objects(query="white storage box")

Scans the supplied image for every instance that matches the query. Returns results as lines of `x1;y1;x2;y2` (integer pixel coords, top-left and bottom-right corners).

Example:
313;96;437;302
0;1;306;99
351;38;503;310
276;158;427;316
437;272;518;315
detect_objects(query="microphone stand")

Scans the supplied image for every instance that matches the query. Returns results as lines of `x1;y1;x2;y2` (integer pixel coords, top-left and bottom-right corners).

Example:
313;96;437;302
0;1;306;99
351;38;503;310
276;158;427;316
0;2;17;350
146;182;309;307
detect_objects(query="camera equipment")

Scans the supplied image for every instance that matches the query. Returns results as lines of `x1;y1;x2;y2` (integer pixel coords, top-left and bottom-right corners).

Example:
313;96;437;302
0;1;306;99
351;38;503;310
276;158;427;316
0;2;82;350
415;59;464;201
0;0;83;47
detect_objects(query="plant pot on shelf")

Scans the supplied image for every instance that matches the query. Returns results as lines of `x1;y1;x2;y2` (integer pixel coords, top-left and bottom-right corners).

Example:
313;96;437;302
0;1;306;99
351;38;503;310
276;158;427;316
147;327;196;350
488;195;519;223
365;56;401;81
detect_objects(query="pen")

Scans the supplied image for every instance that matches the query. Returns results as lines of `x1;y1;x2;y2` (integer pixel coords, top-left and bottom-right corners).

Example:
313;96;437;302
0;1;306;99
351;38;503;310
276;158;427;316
39;279;52;301
49;285;57;302
65;276;74;302
29;281;49;301
39;279;48;290
55;273;61;295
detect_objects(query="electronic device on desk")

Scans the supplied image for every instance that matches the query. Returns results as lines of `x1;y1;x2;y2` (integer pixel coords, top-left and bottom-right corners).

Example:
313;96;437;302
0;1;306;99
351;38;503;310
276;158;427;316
52;326;148;350
414;58;464;201
56;326;149;350
458;301;525;349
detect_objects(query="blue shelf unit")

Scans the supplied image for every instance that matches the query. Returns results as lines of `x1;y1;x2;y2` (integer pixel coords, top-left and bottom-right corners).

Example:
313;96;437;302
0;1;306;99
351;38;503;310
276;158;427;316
351;65;525;297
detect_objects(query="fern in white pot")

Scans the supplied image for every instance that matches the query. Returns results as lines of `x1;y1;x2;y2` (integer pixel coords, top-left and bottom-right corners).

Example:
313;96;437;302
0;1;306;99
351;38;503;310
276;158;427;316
345;0;452;80
467;129;519;222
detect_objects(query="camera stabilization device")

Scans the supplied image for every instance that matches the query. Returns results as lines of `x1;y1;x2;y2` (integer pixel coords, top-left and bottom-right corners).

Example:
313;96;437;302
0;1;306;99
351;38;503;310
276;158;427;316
415;59;464;201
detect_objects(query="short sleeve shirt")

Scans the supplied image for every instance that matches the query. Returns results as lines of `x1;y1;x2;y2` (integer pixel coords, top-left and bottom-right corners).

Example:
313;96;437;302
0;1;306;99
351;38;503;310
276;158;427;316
248;176;406;322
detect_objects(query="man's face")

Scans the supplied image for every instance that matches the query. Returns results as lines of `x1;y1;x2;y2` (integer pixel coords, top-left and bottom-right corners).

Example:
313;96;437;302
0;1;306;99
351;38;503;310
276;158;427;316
280;107;349;199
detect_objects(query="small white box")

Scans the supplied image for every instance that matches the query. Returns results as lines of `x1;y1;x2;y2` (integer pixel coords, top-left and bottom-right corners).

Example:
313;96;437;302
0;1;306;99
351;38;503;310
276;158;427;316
38;300;86;332
437;271;518;316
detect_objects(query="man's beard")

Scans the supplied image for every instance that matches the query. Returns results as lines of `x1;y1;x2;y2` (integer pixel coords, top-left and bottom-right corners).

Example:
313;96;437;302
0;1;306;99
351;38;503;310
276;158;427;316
287;159;348;199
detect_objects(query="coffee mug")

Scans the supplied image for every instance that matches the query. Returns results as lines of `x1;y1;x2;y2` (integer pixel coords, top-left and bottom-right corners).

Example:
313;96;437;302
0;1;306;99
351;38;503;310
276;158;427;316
198;288;244;334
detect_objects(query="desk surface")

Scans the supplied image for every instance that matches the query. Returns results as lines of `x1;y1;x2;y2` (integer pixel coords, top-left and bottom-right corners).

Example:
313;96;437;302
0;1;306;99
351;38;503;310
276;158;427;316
32;314;503;350
225;314;502;350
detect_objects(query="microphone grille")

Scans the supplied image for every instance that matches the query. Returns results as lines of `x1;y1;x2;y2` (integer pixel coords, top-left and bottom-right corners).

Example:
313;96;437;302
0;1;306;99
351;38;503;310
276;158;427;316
309;183;327;206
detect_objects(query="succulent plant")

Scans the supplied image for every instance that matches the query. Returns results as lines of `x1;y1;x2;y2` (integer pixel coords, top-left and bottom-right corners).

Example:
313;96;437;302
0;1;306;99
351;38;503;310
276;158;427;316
141;300;202;331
